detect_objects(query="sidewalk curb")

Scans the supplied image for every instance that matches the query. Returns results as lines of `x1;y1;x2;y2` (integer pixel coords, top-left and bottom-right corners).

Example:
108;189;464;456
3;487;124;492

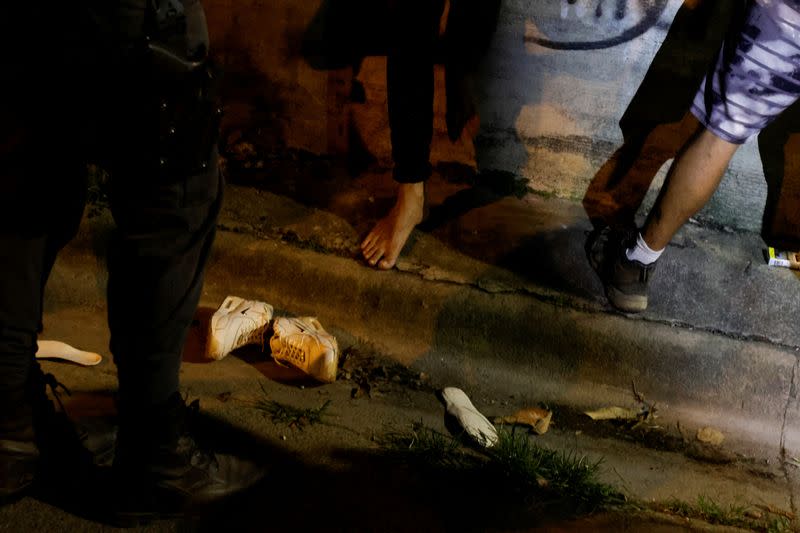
47;212;800;460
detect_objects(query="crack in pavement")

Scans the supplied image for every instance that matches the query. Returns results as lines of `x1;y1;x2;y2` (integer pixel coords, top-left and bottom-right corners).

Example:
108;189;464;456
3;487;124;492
780;358;799;519
221;227;800;357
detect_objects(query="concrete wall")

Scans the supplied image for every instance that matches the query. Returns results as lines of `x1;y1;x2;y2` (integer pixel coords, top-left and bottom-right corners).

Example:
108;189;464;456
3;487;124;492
204;0;800;236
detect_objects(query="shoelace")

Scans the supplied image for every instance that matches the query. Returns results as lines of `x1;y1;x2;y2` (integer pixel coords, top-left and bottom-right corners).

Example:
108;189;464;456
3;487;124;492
235;322;266;349
41;373;72;414
182;400;220;471
281;341;307;363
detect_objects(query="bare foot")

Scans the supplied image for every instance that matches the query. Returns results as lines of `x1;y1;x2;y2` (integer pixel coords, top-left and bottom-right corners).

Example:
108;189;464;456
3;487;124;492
361;182;424;269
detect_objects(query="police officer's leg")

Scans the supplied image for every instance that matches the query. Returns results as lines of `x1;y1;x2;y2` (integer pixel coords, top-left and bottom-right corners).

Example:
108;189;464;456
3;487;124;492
105;0;221;425
107;150;220;415
106;3;262;520
0;157;51;501
0;112;88;503
107;75;222;436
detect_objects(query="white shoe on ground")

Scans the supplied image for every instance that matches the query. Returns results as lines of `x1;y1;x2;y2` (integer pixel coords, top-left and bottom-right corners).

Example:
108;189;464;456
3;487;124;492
206;296;274;361
442;387;498;448
269;317;339;383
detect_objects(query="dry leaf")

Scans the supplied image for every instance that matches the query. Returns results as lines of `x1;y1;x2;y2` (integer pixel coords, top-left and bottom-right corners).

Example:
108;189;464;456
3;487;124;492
494;407;553;435
696;426;725;446
585;406;639;421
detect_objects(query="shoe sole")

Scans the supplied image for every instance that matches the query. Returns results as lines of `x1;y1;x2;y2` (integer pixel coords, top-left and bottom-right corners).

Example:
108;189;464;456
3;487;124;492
607;286;647;313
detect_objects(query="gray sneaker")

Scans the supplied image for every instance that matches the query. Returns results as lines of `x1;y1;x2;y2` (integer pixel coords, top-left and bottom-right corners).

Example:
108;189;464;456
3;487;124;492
587;227;656;313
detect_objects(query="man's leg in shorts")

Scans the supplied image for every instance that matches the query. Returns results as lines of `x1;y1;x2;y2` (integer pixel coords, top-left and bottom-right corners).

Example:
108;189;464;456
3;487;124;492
594;0;800;311
644;0;800;250
640;125;739;251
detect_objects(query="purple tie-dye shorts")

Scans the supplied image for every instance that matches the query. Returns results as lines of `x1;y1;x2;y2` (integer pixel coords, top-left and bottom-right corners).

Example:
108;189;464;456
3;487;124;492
692;0;800;143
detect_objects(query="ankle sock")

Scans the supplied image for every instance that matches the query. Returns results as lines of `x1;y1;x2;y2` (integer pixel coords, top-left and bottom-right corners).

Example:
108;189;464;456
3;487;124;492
625;233;663;265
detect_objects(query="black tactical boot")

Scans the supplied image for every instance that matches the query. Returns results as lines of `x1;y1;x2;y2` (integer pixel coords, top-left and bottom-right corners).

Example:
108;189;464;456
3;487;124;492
0;365;92;506
29;368;96;503
112;392;264;526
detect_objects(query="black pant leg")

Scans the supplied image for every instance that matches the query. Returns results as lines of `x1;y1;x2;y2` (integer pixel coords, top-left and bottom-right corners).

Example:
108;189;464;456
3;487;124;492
101;0;221;413
0;133;87;394
107;145;221;412
0;0;89;391
387;0;445;184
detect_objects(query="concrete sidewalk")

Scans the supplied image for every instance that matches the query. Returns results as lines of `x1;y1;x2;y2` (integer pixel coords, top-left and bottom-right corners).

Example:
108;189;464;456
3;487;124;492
47;170;800;467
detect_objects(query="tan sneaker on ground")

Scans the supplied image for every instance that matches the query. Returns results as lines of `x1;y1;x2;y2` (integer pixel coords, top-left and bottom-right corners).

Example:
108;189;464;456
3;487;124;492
206;296;274;360
269;317;339;383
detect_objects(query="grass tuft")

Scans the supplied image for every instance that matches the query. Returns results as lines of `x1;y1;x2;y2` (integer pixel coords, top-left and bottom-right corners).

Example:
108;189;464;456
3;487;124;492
381;424;623;516
694;495;748;525
486;428;624;512
767;515;793;533
251;384;331;429
660;495;794;531
382;422;472;470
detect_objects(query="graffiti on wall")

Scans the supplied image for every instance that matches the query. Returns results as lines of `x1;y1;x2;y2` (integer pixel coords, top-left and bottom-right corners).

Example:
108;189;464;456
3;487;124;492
525;0;670;50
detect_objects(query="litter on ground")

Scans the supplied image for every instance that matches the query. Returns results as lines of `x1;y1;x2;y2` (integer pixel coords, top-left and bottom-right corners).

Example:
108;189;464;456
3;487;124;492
442;387;498;448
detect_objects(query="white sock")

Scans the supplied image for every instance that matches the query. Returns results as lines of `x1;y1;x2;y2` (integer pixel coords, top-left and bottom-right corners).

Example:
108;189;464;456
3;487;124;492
625;233;664;265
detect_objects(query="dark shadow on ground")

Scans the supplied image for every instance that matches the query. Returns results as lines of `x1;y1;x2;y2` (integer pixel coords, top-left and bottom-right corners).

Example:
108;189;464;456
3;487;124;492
234;343;326;388
16;392;619;532
758;101;800;249
183;305;215;363
418;170;528;233
202;447;592;533
493;226;600;299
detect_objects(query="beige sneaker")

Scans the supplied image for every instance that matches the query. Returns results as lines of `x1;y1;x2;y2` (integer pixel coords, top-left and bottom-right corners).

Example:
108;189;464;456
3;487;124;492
206;296;274;360
269;317;339;383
